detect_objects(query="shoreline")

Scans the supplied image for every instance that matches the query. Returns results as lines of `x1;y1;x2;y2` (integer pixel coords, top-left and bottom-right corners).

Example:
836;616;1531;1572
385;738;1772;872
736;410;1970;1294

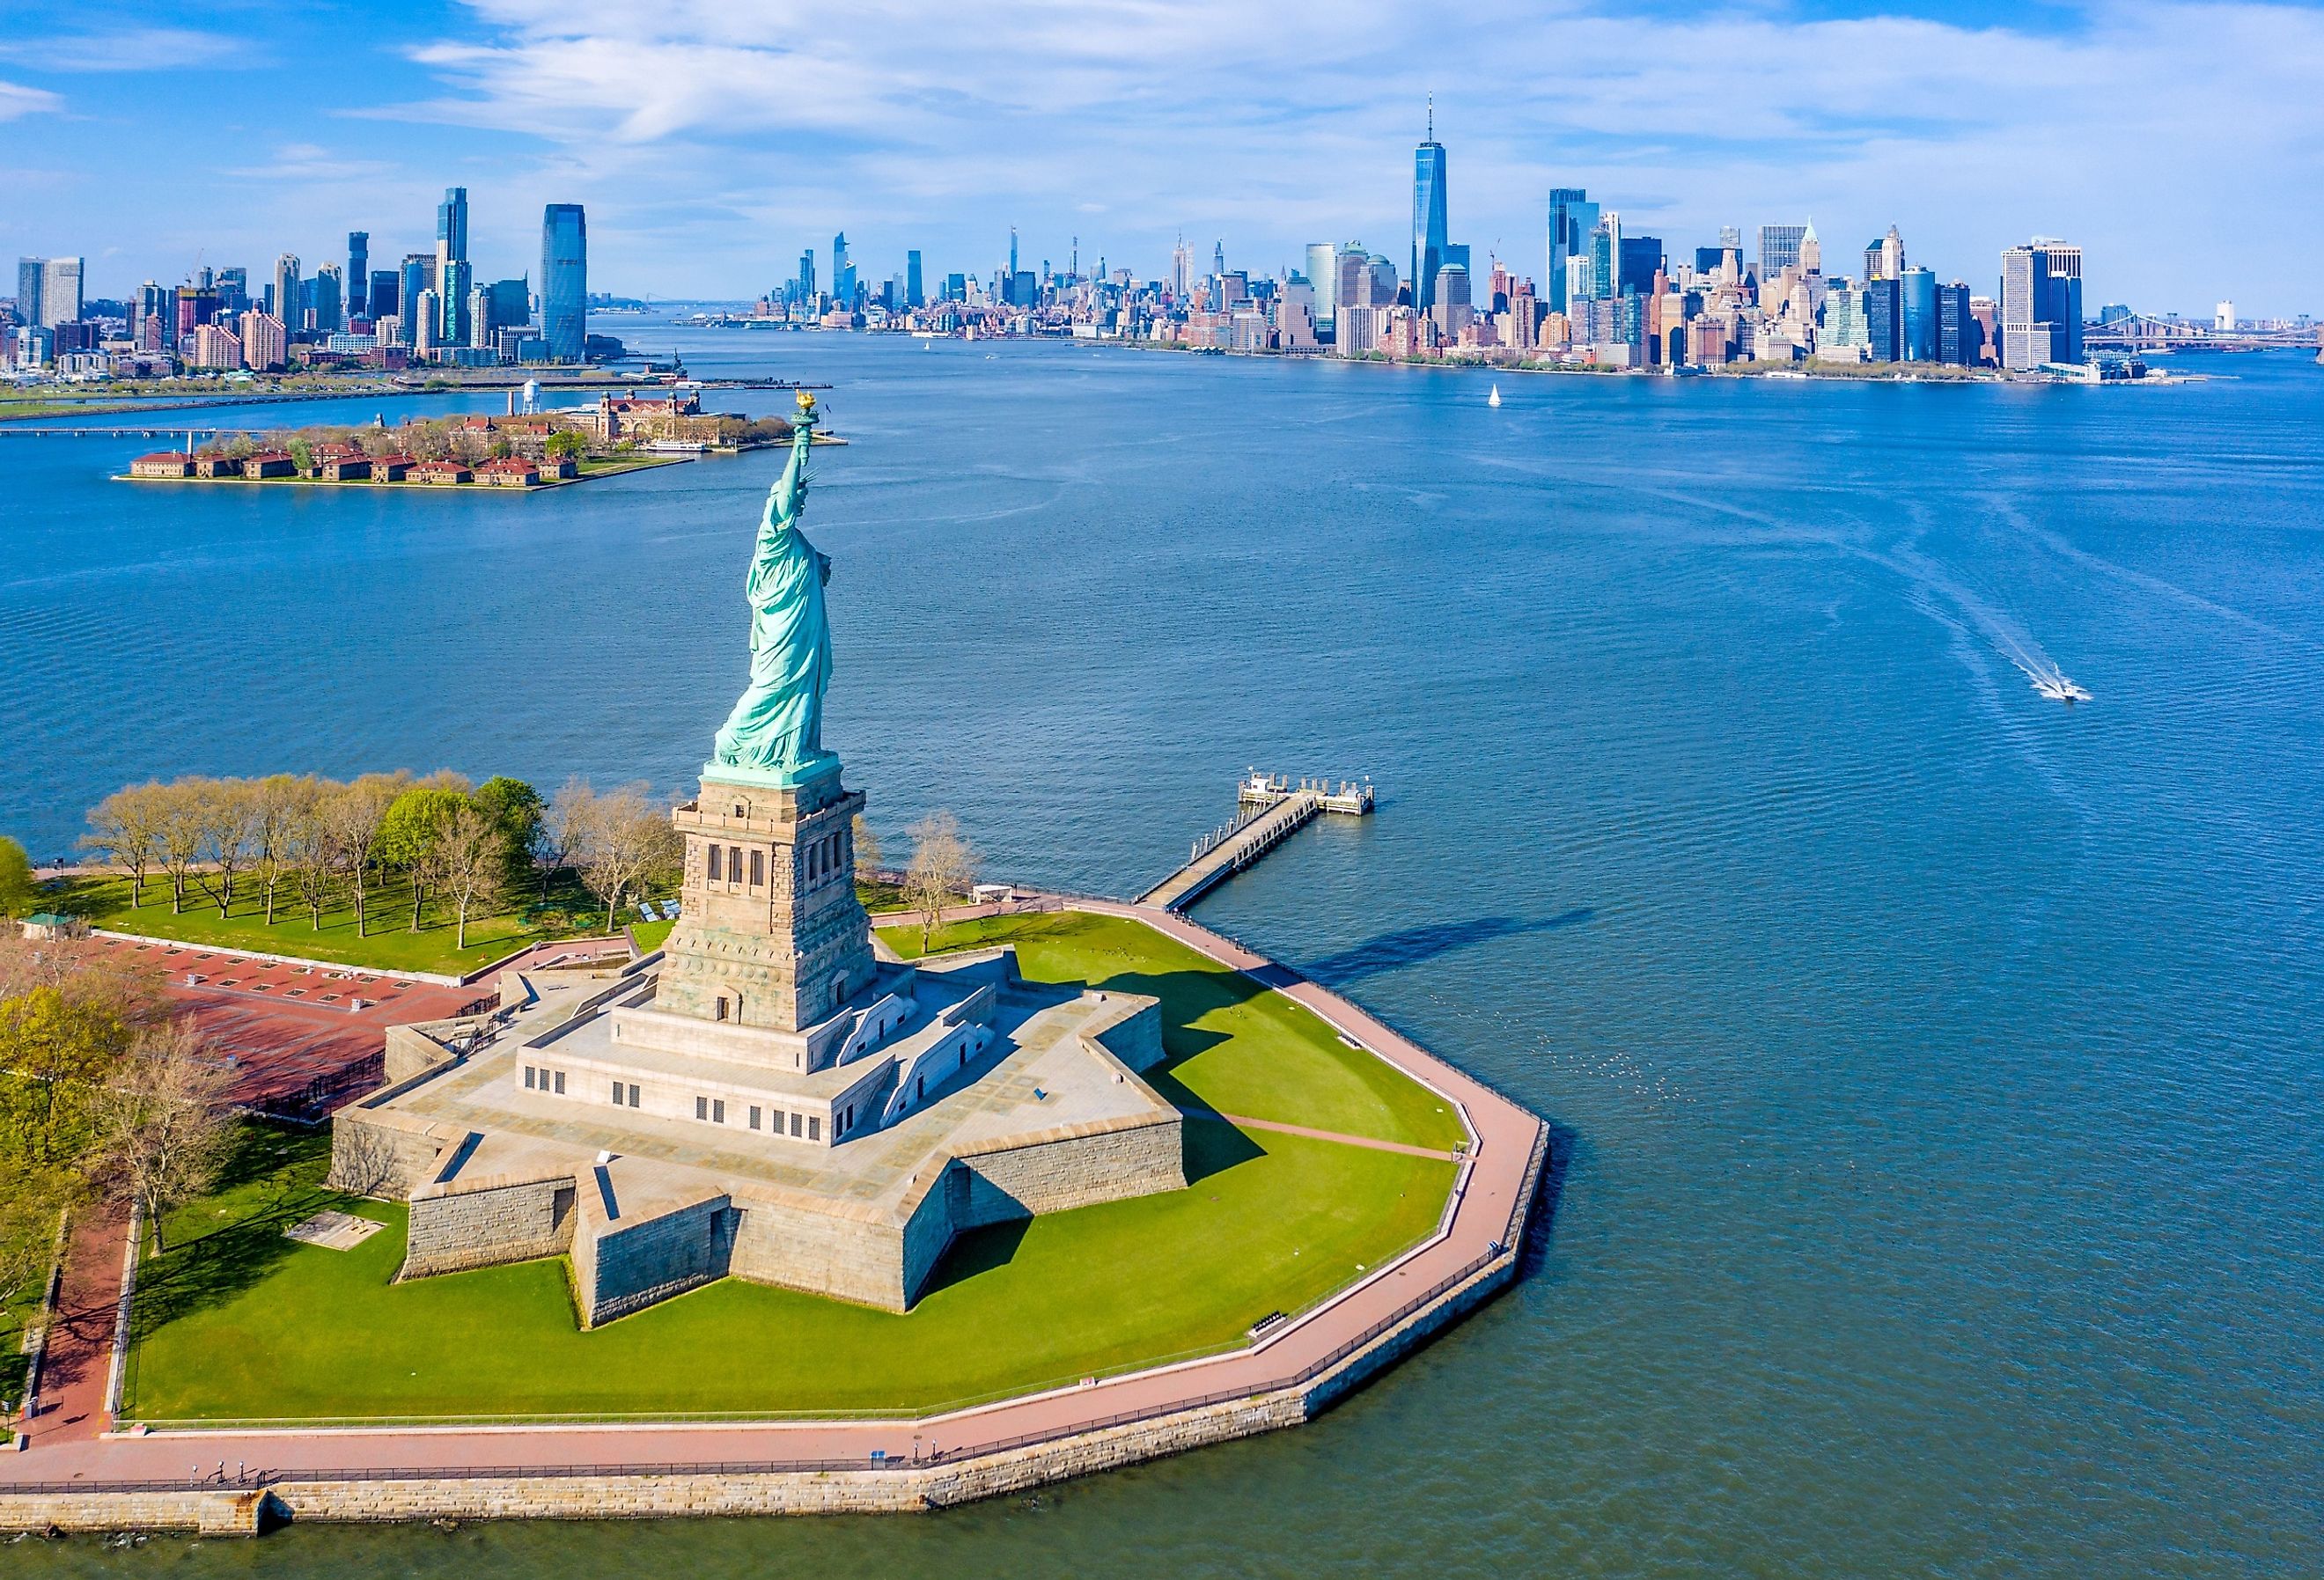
112;457;688;491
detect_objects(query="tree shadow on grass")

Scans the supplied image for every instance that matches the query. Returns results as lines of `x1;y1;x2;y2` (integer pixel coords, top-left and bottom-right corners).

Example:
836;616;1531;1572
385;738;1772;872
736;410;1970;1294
133;1122;352;1339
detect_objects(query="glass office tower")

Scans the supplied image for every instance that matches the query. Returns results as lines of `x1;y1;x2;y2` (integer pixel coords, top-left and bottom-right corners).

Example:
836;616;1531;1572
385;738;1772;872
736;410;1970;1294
541;203;587;363
1411;107;1449;317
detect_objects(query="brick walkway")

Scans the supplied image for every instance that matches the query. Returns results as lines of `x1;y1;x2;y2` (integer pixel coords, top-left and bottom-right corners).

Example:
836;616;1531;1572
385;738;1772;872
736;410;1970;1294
21;1205;129;1448
5;901;1544;1491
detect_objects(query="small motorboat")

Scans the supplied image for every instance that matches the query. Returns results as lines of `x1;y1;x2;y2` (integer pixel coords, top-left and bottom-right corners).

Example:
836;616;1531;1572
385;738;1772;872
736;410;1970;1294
2032;672;2092;704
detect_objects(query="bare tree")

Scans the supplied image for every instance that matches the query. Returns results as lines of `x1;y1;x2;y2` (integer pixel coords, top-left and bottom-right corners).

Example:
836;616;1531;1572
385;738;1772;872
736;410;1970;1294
281;777;335;929
92;1021;233;1257
152;781;209;915
197;778;260;917
851;813;882;880
424;803;506;951
541;778;596;900
904;812;978;952
247;775;302;925
83;783;165;908
573;784;680;934
320;774;402;937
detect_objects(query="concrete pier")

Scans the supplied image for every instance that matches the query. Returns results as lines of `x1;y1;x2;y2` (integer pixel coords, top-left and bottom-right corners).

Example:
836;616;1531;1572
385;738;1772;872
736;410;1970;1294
1138;771;1375;912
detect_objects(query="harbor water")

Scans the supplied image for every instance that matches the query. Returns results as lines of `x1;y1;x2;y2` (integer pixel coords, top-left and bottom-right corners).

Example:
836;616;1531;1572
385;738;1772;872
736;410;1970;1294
3;332;2320;1576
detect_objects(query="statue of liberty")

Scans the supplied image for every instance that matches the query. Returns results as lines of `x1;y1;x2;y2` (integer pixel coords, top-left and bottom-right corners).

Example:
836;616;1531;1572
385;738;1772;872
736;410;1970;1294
707;393;840;788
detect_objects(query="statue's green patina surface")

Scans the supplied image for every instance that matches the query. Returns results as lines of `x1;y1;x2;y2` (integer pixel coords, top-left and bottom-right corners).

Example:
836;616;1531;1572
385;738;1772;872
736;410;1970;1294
706;397;839;789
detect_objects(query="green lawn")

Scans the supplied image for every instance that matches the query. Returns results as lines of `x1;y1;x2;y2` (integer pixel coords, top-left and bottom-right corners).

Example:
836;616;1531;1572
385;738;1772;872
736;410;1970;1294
55;872;658;978
125;1120;1450;1422
121;909;1466;1423
883;911;1468;1153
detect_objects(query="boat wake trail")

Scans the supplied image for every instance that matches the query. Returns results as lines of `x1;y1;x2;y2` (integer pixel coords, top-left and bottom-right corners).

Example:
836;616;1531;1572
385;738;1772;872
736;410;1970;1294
1994;633;2092;704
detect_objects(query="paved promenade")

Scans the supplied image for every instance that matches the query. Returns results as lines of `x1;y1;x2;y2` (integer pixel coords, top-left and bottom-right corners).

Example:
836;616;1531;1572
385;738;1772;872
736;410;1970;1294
4;900;1543;1499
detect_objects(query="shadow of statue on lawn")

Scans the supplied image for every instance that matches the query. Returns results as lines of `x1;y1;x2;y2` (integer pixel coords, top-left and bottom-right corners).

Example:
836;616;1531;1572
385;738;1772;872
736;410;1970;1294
1301;910;1595;987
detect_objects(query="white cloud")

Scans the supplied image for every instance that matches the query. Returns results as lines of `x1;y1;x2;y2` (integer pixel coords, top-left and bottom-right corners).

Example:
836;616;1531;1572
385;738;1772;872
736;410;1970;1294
18;28;248;71
91;0;2324;310
0;78;63;119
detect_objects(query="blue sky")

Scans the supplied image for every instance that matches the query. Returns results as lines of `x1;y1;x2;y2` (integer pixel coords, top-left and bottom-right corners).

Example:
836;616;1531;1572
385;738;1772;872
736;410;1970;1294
4;0;2320;315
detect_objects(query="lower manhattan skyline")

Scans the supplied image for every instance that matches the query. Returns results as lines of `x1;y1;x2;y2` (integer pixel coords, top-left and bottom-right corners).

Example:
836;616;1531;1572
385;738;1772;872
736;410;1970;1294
4;0;2322;315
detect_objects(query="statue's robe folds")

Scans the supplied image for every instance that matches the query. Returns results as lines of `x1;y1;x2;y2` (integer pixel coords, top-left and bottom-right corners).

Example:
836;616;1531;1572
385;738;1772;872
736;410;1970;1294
711;428;833;777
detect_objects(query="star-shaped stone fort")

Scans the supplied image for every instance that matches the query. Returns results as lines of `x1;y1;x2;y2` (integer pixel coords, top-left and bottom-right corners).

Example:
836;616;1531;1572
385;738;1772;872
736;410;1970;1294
330;400;1183;1322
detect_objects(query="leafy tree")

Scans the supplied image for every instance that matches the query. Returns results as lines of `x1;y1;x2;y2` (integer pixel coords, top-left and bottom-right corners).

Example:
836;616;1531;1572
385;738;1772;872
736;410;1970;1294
0;987;130;1171
378;787;471;931
474;776;545;890
0;1158;73;1405
0;837;34;919
546;430;587;460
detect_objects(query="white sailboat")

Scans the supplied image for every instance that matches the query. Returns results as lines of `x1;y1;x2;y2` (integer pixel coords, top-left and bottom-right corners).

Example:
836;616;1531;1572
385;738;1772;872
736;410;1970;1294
1488;384;1502;407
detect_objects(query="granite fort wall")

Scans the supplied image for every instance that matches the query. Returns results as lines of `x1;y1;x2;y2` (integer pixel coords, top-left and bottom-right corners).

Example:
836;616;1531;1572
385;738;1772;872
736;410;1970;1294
955;1118;1185;1228
582;1194;732;1326
729;1194;908;1312
327;1110;449;1200
403;1177;574;1280
1084;997;1164;1071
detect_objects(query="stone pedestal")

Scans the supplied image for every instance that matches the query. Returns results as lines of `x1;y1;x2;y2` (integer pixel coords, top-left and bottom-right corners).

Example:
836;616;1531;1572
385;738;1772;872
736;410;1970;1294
655;765;877;1038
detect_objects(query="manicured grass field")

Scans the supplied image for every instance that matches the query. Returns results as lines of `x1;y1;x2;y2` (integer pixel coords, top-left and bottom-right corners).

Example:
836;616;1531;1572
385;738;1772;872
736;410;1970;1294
883;911;1469;1153
126;1120;1451;1422
55;873;643;977
124;908;1464;1422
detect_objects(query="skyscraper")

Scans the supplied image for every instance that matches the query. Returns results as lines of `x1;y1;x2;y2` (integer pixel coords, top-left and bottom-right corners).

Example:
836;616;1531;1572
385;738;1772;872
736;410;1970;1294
347;231;370;318
1937;281;1977;365
437;187;470;342
398;254;432;346
1169;235;1192;299
2035;239;2083;363
833;232;855;307
313;262;344;334
1304;243;1336;324
1411;99;1449;316
369;269;400;323
796;248;817;305
272;254;301;332
15;257;85;327
1900;266;1938;361
1759;224;1808;276
1864;276;1902;361
1545;189;1596;314
437;187;468;264
541;202;587;363
906;249;923;309
1999;244;2054;370
1618;235;1664;298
